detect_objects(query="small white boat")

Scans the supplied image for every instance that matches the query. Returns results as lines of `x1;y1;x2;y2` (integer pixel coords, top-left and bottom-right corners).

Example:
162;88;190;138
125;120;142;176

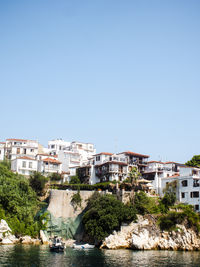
73;243;95;249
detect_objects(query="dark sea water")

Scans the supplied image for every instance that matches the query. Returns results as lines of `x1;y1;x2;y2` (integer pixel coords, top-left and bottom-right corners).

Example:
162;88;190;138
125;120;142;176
0;245;200;267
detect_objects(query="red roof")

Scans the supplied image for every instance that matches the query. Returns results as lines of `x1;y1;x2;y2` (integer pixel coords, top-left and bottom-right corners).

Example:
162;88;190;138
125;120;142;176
43;158;61;164
0;142;5;144
120;151;149;158
94;152;113;156
162;174;180;179
148;161;164;164
17;156;36;161
6;138;28;142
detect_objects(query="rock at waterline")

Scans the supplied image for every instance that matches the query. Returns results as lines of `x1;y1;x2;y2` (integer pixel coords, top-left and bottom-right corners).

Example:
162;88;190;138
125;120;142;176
0;219;18;244
40;230;49;244
101;215;200;251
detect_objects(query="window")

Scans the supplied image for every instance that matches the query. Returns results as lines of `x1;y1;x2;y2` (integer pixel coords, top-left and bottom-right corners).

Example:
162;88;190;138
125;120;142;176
190;191;199;198
0;151;1;154
17;148;20;154
59;146;62;150
22;170;25;174
181;180;188;187
181;192;185;198
30;149;34;152
96;156;100;161
195;205;199;211
51;145;55;149
24;148;26;154
22;161;26;168
193;180;200;187
29;162;32;168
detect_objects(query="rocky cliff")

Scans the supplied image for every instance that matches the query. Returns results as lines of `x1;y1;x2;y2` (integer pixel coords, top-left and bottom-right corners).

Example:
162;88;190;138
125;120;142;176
45;189;94;239
101;215;200;251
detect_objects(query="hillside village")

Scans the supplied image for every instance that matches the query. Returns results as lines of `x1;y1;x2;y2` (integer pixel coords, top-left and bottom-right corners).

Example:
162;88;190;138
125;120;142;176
0;138;200;212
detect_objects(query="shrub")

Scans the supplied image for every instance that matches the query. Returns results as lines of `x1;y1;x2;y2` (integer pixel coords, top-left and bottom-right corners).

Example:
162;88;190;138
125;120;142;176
70;176;81;184
29;172;48;196
82;193;137;243
134;191;160;215
158;204;200;232
160;192;176;211
50;172;62;182
71;189;82;210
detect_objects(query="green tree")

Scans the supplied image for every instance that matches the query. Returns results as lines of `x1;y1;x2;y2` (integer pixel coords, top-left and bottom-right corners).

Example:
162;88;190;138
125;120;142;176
70;175;80;184
126;167;141;185
50;172;62;182
71;189;82;210
29;172;48;196
0;162;41;237
160;192;176;210
82;193;137;244
160;180;177;212
186;155;200;167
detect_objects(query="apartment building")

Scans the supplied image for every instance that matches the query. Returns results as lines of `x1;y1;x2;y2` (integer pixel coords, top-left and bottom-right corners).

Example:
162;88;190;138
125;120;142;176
11;156;38;176
161;166;200;211
78;150;149;185
5;138;39;160
143;161;185;194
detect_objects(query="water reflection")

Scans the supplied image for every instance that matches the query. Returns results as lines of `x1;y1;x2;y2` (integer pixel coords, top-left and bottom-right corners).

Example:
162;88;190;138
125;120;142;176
0;245;200;267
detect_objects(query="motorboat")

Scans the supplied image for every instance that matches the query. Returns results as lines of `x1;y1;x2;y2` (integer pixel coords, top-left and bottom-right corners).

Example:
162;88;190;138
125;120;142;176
49;236;65;252
73;243;95;249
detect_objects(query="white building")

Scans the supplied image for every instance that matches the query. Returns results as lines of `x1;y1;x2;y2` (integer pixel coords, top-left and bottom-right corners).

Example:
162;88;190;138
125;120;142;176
117;151;149;174
48;139;97;179
78;151;149;185
11;156;38;176
0;142;5;161
48;139;71;155
5;138;39;160
143;161;184;194
161;166;200;211
37;157;62;176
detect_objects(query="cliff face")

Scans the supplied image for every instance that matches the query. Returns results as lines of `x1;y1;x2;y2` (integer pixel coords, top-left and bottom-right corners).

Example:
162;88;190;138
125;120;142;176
46;190;94;239
101;215;200;251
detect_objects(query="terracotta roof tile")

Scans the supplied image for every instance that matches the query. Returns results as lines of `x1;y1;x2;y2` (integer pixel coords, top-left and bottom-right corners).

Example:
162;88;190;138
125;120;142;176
16;156;36;161
43;157;61;164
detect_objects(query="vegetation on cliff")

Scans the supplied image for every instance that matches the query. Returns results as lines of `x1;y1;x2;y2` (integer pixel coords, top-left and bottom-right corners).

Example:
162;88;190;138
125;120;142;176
82;192;137;243
83;188;200;244
0;161;47;237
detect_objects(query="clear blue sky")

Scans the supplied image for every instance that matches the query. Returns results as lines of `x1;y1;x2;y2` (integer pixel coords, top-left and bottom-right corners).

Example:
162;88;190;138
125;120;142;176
0;0;200;163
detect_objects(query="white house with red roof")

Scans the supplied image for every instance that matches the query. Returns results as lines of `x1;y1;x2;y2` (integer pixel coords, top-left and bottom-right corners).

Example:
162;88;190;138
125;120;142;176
117;151;149;174
37;157;62;175
11;156;38;176
78;151;148;184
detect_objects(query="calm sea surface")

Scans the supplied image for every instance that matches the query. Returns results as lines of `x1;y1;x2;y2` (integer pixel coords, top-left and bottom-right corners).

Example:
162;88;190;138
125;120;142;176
0;245;200;267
